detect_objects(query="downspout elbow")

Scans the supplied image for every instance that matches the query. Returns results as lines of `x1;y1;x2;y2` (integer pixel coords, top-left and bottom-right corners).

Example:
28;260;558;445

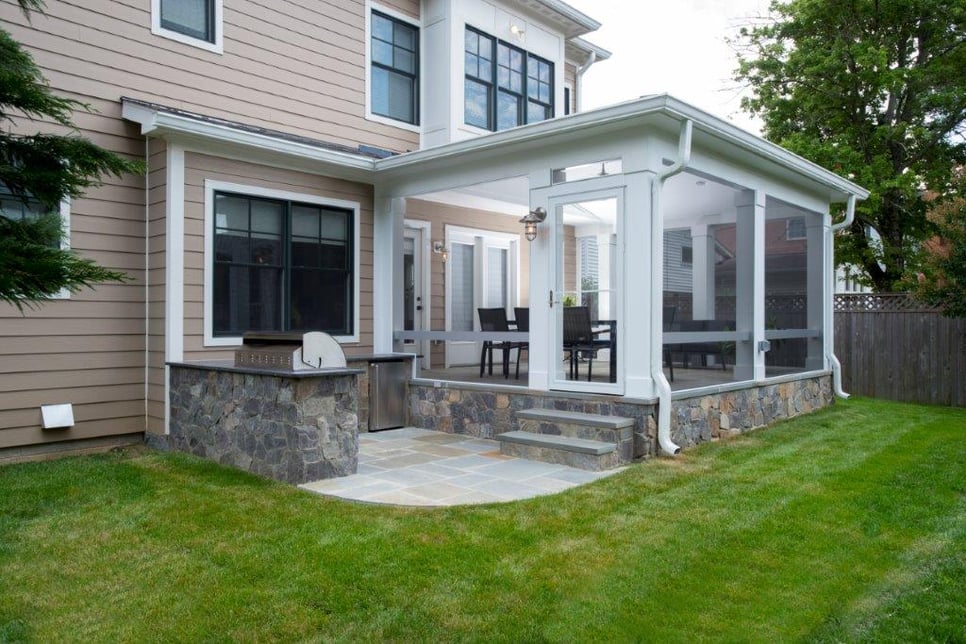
831;194;856;232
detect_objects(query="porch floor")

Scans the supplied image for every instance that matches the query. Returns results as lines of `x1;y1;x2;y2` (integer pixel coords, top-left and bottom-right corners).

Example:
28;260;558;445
299;427;621;506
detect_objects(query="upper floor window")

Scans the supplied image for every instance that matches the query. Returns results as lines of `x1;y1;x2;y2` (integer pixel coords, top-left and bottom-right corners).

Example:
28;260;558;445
1;184;71;298
464;26;554;132
370;11;419;125
152;0;223;53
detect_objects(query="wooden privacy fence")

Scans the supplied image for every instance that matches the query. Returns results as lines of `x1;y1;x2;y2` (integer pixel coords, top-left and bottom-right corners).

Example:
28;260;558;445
834;293;966;406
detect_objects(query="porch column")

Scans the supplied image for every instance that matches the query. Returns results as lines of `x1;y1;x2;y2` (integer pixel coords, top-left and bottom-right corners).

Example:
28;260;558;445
527;168;554;391
372;193;406;353
625;168;656;398
691;223;715;319
805;215;826;370
734;190;766;380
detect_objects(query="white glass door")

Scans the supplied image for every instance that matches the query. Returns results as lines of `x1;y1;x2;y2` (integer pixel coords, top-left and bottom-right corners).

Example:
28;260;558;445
550;193;623;394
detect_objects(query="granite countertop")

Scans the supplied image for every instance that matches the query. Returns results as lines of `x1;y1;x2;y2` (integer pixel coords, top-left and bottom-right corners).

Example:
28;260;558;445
167;360;364;378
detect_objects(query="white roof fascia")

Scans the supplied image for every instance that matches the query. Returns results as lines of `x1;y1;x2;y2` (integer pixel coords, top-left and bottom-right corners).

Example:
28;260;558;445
376;94;869;202
121;101;377;180
567;36;611;61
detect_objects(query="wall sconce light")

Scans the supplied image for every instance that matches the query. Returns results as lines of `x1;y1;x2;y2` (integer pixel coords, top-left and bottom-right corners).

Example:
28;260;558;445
433;240;448;262
519;207;547;242
509;23;525;40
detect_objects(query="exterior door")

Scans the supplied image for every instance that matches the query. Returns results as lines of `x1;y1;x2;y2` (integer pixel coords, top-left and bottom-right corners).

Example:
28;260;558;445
402;224;429;367
549;191;623;394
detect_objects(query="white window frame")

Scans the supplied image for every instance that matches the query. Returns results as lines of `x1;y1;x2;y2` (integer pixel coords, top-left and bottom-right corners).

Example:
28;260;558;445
151;0;224;55
0;192;71;300
365;1;421;133
203;180;361;347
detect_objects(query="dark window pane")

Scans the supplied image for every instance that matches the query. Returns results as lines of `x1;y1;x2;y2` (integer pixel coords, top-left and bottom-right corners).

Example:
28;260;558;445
214;230;248;263
290;269;349;333
214;264;282;335
291;238;321;267
160;0;213;42
251;237;281;265
251;200;282;236
465;79;491;129
320;242;348;269
395;47;415;74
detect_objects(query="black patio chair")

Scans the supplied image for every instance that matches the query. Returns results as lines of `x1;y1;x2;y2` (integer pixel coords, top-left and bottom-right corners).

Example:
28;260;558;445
478;307;526;379
563;306;611;381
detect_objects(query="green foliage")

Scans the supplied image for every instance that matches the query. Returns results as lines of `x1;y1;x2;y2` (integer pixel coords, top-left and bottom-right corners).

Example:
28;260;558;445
0;213;127;311
735;0;966;291
0;3;141;307
916;174;966;317
1;400;965;640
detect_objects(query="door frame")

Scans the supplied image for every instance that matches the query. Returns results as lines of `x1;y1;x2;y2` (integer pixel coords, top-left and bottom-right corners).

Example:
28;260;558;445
403;219;431;369
545;185;626;395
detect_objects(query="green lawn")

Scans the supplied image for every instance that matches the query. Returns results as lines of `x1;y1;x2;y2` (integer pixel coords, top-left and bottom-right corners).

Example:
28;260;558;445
1;398;964;642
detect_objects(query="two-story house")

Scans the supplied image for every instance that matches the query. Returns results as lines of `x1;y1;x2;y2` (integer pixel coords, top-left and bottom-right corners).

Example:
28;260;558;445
1;0;867;464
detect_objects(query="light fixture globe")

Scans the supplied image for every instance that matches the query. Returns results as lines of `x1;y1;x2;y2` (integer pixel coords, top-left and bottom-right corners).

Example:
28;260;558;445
520;207;547;242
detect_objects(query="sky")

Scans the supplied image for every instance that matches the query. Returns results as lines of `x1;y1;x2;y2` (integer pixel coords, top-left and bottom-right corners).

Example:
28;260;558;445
564;0;773;134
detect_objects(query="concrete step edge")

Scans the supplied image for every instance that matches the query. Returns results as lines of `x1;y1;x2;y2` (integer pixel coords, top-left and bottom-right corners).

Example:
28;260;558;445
496;430;616;455
515;408;635;429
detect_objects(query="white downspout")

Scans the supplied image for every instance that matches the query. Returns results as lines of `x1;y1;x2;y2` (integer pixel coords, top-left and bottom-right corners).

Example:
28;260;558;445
827;194;856;398
574;51;596;113
652;119;693;456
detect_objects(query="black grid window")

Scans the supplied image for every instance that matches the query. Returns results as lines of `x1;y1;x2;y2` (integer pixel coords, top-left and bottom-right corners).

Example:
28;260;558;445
213;192;353;337
160;0;215;43
371;11;419;125
464;26;554;131
0;185;62;249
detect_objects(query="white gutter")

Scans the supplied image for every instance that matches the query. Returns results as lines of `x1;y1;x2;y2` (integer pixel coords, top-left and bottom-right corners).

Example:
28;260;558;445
574;51;596;113
652;119;693;456
827;194;857;398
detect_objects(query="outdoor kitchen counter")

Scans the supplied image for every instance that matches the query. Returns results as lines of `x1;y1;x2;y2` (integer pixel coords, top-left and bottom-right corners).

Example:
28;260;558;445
165;360;362;484
167;359;363;378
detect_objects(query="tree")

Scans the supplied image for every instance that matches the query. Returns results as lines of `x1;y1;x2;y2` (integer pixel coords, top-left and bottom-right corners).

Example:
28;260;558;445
734;0;966;291
915;169;966;317
1;0;141;310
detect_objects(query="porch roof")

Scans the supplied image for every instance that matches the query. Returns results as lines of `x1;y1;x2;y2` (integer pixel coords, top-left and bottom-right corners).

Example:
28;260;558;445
121;95;869;204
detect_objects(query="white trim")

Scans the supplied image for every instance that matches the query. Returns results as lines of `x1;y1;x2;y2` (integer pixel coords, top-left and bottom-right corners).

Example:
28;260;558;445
365;1;422;133
151;0;224;54
164;145;185;436
202;180;362;347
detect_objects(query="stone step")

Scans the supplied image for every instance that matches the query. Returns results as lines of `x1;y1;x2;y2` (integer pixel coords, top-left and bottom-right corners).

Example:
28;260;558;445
515;408;634;445
496;431;621;471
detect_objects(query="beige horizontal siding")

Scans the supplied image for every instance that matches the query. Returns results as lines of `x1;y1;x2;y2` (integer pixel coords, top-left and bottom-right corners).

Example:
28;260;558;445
3;0;419;153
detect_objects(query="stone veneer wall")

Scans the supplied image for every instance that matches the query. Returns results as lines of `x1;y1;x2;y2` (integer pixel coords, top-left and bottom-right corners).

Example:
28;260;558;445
409;373;833;458
408;384;659;459
670;374;833;449
166;364;360;484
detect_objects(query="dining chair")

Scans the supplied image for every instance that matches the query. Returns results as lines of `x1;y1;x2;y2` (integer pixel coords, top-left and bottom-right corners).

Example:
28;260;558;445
562;306;610;381
477;307;526;379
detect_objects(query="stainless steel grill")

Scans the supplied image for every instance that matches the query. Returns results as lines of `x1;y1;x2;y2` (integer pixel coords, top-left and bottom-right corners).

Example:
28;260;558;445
234;332;346;371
